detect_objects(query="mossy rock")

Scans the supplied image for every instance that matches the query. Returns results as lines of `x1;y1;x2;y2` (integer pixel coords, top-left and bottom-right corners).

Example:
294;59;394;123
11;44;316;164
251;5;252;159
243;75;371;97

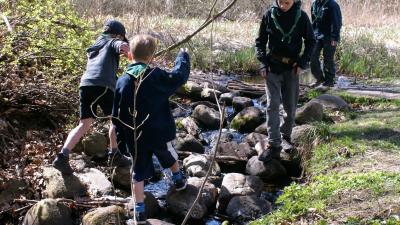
82;205;126;225
23;199;72;225
230;107;263;133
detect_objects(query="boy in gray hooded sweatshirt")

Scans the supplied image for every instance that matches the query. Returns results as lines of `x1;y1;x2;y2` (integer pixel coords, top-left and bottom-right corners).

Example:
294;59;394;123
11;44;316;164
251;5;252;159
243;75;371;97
53;19;130;174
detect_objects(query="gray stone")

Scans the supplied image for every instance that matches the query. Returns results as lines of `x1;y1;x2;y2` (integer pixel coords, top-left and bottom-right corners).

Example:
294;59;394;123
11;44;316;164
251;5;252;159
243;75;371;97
218;173;264;212
296;101;324;124
226;195;272;222
175;134;204;154
183;153;221;177
166;177;218;220
201;87;222;102
232;97;254;113
112;166;131;190
181;117;200;137
192;105;220;130
177;81;202;99
219;92;237;105
82;132;108;158
217;141;253;159
246;156;287;181
76;168;112;197
230;107;263;133
146;219;175;225
254;122;268;135
42;167;86;199
23;199;72;225
244;132;268;147
311;94;350;111
82;205;125;225
291;124;316;147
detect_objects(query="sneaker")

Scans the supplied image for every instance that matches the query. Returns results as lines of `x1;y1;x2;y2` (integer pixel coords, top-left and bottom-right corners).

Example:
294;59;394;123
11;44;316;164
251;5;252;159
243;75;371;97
52;153;73;175
127;202;147;225
108;150;132;167
173;175;187;191
258;145;282;162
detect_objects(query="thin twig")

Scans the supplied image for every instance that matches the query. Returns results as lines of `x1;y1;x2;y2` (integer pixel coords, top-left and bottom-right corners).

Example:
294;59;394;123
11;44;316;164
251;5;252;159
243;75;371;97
155;0;238;57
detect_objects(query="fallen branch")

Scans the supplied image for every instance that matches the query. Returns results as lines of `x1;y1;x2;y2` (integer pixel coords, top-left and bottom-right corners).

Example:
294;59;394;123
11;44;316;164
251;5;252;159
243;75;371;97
177;151;246;162
155;0;238;57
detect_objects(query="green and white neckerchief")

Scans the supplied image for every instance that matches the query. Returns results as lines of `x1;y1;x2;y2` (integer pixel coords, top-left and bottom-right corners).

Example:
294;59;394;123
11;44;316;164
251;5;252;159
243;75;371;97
271;7;302;44
312;0;329;24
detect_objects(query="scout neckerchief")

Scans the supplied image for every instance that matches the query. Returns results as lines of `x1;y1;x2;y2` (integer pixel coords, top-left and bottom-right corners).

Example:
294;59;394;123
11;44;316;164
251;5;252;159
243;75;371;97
312;0;329;24
271;5;302;44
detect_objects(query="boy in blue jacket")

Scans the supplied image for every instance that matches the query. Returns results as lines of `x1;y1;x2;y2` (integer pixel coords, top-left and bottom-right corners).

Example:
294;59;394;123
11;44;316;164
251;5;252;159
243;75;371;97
310;0;342;87
112;34;190;223
53;19;131;175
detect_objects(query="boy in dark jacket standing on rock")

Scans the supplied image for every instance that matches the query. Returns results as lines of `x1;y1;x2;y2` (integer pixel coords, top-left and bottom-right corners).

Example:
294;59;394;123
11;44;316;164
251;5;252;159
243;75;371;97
53;19;131;175
112;34;190;224
310;0;342;87
255;0;315;162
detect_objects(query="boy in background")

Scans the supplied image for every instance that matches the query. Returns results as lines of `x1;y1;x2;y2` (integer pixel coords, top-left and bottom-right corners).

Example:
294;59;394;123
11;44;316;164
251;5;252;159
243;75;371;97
112;34;190;223
53;19;131;174
310;0;342;87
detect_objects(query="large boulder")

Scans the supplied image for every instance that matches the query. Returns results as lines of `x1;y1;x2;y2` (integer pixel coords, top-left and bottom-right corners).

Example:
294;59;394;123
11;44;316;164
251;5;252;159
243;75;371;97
280;148;301;177
166;177;218;220
311;94;350;111
183;153;221;177
295;101;324;125
226;195;272;222
75;168;112;197
230;107;263;133
246;156;287;181
218;173;264;212
192;105;220;130
42;167;86;199
23;199;72;225
82;132;108;158
112;166;131;190
175;134;204;154
232;97;254;113
82;205;125;225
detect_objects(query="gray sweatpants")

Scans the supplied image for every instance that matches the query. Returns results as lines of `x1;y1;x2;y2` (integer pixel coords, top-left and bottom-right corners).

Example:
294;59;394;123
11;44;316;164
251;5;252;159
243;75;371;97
265;70;299;147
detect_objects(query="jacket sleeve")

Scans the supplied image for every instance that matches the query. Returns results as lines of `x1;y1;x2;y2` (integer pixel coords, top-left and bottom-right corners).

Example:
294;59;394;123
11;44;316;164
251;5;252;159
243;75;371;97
298;12;316;69
255;12;270;69
330;1;342;42
153;51;191;96
110;39;124;55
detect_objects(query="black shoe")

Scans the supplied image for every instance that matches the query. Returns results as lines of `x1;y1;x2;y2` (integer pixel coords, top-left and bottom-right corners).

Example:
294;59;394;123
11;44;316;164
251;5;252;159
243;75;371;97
108;150;132;167
52;153;73;175
258;145;282;162
173;175;188;191
322;81;334;87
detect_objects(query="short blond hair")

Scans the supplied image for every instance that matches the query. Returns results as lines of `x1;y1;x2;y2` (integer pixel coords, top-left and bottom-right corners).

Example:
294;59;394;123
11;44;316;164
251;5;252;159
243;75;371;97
130;34;157;62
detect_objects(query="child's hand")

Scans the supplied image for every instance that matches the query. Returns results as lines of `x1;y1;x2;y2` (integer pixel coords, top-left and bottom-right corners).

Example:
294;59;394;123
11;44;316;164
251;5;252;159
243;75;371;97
119;43;130;57
180;48;189;53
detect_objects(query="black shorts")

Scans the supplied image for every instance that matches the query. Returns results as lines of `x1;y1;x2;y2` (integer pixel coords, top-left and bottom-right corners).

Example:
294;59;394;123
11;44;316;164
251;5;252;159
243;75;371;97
133;140;178;182
79;86;114;119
